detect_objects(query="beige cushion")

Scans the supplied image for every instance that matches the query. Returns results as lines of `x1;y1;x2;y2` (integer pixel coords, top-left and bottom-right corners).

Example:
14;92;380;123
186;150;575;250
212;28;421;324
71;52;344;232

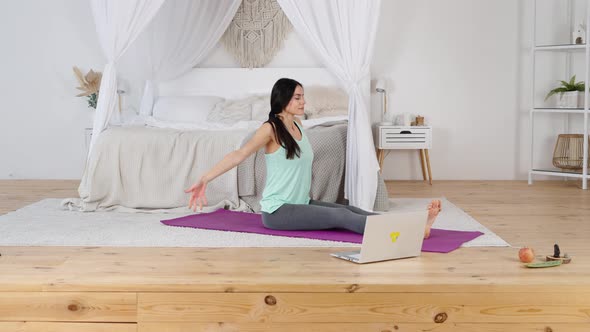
303;85;348;119
251;95;271;121
306;108;349;119
206;96;253;124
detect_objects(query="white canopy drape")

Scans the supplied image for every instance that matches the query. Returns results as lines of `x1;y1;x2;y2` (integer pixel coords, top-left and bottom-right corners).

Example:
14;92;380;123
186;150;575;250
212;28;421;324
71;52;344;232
89;0;382;211
89;0;166;156
137;0;241;116
277;0;382;211
90;0;240;154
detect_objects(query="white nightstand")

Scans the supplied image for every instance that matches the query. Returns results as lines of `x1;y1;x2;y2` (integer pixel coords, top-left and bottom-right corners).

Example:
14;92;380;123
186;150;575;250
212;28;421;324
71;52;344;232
375;125;433;184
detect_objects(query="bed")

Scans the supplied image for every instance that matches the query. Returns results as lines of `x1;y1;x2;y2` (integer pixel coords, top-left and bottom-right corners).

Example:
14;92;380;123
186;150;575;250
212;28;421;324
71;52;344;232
62;68;389;213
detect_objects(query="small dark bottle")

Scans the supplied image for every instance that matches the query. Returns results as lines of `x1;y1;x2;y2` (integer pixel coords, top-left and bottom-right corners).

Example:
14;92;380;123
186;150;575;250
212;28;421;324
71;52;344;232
553;244;561;258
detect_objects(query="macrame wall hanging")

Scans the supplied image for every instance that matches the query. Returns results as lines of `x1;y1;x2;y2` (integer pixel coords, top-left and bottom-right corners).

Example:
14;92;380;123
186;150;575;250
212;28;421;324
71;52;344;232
222;0;292;68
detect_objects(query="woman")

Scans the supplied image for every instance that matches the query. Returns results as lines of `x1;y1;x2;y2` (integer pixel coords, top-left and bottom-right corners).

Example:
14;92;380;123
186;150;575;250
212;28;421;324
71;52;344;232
185;78;441;238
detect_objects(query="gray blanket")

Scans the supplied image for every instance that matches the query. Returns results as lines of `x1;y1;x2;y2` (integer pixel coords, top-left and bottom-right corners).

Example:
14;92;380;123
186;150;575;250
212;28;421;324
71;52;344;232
238;121;389;212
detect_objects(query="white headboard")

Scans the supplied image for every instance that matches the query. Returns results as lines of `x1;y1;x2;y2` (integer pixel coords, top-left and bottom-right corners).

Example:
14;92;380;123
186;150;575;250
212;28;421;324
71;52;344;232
157;67;340;99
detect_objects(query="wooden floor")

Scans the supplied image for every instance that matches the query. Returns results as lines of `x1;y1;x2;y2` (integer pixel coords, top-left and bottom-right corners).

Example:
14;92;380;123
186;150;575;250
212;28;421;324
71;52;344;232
0;180;589;331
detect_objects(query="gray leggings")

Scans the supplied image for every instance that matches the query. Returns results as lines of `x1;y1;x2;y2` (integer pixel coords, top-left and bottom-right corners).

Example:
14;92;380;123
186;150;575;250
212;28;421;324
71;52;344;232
261;200;379;234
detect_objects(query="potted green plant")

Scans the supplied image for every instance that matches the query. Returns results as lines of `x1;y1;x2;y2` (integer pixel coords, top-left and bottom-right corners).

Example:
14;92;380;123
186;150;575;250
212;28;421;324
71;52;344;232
545;75;585;108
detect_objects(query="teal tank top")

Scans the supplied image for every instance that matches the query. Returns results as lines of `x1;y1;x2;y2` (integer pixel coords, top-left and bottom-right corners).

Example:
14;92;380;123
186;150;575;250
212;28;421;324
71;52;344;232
260;121;314;213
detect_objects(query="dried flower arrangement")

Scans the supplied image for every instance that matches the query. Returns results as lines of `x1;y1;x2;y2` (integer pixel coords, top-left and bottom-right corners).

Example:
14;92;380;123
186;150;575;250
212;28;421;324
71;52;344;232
73;66;102;109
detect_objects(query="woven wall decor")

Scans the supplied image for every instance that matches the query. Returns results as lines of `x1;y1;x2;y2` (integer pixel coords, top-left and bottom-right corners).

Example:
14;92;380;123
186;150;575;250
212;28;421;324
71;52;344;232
222;0;292;68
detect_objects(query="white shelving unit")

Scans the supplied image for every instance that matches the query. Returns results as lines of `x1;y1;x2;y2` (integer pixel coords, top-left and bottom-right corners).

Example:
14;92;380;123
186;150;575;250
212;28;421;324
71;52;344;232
529;0;590;189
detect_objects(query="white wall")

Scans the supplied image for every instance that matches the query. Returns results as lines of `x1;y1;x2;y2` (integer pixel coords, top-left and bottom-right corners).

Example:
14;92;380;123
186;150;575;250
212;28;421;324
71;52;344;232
372;0;523;180
0;0;580;180
0;0;103;179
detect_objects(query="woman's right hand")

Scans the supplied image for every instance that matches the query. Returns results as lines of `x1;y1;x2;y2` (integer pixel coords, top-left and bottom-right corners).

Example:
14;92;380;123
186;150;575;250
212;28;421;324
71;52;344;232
181;124;272;212
184;177;208;212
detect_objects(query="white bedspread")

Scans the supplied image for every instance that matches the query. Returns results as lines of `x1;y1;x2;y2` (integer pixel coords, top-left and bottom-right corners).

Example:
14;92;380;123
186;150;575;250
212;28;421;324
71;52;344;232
62;126;252;213
144;115;349;131
145;116;264;131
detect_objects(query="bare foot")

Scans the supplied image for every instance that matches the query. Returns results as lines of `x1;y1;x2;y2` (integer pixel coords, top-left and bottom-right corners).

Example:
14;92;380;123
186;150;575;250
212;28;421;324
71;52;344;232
424;199;442;239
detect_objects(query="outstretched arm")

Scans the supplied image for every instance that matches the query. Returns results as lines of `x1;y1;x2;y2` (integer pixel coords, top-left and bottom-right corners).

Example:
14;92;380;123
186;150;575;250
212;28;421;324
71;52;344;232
184;123;274;211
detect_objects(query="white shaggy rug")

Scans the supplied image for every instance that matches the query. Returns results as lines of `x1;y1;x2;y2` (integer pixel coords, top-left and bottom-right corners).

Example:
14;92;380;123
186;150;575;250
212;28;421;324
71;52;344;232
0;198;509;248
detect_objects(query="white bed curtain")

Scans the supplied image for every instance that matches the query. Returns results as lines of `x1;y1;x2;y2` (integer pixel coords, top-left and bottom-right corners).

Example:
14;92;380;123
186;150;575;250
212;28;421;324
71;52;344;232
137;0;241;116
89;0;166;156
277;0;382;211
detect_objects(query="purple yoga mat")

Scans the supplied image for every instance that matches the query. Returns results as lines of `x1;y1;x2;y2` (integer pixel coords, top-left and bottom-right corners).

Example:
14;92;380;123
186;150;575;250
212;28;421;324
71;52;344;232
161;209;483;253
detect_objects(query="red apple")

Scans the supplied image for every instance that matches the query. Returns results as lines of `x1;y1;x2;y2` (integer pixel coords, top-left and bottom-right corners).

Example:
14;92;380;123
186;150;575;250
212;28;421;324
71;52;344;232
519;247;535;263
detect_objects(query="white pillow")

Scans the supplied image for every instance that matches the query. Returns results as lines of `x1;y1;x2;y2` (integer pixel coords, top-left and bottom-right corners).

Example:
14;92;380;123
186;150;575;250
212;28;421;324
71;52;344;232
152;96;224;123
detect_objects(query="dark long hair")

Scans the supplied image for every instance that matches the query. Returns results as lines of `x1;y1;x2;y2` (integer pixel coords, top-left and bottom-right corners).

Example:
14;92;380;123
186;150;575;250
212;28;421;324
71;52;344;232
266;78;303;159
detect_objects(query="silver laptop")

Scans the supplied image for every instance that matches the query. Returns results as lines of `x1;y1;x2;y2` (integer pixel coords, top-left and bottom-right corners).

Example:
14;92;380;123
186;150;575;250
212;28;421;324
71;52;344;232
331;210;428;264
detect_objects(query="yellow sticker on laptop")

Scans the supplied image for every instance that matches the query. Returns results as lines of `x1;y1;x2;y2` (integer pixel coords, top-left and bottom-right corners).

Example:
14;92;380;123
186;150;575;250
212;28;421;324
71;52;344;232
389;232;400;243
